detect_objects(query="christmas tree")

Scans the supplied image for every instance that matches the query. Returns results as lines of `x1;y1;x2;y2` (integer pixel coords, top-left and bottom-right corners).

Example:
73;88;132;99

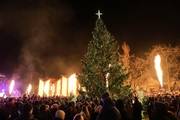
79;11;129;98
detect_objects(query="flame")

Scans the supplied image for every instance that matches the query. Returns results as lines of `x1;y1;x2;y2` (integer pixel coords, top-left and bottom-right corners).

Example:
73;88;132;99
50;84;55;96
37;74;79;97
56;79;61;96
38;80;44;97
26;84;32;95
9;80;15;95
44;80;50;96
0;91;5;97
68;74;77;96
154;54;163;87
62;76;68;96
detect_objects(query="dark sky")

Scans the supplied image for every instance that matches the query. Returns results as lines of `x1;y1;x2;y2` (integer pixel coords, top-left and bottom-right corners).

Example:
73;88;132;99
0;0;180;78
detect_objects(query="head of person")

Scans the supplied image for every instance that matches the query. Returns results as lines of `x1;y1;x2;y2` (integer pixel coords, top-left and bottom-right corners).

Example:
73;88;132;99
134;97;139;102
73;113;84;120
101;92;110;100
116;99;124;109
23;103;33;115
101;93;114;108
95;105;103;113
55;110;65;120
40;104;47;112
155;102;167;114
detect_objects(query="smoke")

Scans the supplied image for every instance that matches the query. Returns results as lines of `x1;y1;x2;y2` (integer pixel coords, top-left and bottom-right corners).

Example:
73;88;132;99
11;1;80;83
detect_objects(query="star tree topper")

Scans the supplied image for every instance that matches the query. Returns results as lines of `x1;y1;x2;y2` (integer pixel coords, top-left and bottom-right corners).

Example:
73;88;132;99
96;10;102;19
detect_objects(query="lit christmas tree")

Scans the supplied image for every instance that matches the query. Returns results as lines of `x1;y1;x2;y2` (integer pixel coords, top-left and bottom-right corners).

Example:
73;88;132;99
79;10;130;98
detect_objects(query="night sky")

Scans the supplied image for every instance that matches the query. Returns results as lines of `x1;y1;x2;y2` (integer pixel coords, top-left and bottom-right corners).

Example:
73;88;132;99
0;0;180;78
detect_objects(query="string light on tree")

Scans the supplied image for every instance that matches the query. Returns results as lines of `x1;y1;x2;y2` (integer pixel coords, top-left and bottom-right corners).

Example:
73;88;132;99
106;73;110;88
106;64;112;89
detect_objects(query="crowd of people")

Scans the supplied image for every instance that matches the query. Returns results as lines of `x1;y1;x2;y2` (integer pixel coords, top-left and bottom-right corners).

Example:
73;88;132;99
0;93;179;120
146;94;180;120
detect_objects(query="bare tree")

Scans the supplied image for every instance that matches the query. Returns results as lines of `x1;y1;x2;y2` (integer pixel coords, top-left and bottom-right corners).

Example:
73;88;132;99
121;42;130;70
121;44;180;92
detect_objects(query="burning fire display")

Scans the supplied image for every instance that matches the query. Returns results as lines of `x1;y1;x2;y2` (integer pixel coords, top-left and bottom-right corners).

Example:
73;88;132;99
1;53;178;98
26;84;32;95
68;74;78;96
61;76;68;96
38;80;44;97
5;75;78;97
56;79;61;96
38;73;78;97
154;54;163;88
9;80;15;95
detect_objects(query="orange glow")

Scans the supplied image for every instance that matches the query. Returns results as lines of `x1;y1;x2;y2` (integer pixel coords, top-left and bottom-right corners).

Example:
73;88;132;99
154;54;163;87
105;73;109;88
26;84;32;95
37;74;79;97
44;80;50;96
62;76;68;96
9;80;15;95
68;74;77;96
51;84;55;96
56;79;61;96
38;80;44;97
